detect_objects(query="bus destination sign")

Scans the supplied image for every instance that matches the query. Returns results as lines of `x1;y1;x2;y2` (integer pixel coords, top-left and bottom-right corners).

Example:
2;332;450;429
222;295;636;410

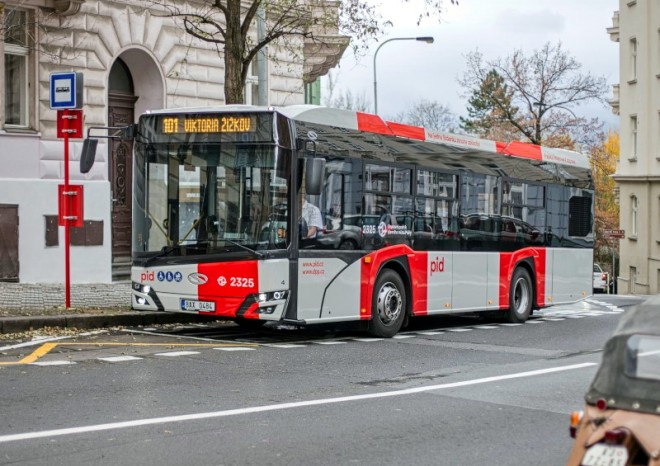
162;115;256;134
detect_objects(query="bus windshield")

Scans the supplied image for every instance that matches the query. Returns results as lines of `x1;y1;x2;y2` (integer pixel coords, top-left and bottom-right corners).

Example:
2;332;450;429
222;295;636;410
132;142;290;260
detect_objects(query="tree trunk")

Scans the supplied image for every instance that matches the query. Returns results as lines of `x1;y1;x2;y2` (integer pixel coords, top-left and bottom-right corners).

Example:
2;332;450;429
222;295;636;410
224;0;245;104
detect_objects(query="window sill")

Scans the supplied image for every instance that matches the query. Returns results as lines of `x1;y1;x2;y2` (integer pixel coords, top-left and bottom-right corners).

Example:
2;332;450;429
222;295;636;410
627;0;637;6
627;79;637;85
629;235;637;241
2;127;39;136
628;157;638;162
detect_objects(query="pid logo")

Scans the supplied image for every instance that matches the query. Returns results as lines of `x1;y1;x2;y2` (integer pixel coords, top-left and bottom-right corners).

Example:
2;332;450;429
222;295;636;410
140;271;155;282
430;256;445;275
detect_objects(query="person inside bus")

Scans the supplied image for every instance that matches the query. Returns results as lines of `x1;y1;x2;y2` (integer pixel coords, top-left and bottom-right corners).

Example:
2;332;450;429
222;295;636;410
302;196;323;239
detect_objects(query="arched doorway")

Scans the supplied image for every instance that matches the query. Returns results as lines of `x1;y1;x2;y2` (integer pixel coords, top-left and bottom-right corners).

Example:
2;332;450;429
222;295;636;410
108;58;137;279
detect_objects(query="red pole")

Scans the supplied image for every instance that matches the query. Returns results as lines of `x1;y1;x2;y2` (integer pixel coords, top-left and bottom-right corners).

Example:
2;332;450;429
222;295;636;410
63;109;71;309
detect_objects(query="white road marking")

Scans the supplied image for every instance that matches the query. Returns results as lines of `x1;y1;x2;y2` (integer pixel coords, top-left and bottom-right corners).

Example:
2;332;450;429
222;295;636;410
447;328;472;332
97;356;143;362
525;321;544;324
0;362;597;444
30;360;77;366
263;344;306;348
314;341;347;345
0;336;76;352
473;326;498;330
500;323;523;327
352;338;384;342
392;335;416;339
416;331;445;335
154;351;201;357
540;318;566;322
213;347;255;352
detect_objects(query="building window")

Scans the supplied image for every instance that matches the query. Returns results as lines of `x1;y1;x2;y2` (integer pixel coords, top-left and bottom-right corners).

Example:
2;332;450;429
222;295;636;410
630;37;637;82
3;8;31;128
631;195;638;237
630;115;638;160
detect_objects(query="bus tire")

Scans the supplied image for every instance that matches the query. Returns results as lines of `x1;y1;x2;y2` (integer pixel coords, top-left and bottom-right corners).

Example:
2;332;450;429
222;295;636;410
506;267;533;323
368;269;406;338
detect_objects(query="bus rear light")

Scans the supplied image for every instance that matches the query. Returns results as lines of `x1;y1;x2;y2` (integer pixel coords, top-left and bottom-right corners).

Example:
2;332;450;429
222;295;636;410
569;410;583;438
604;428;627;445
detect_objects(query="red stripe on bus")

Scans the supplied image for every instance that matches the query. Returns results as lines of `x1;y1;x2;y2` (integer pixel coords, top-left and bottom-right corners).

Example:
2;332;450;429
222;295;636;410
409;251;428;315
360;245;417;320
386;121;426;140
198;261;259;317
499;248;546;308
356;112;394;135
497;141;543;161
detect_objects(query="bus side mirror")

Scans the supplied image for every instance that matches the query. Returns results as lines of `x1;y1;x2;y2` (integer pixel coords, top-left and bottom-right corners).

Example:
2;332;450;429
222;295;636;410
80;138;98;174
305;157;325;195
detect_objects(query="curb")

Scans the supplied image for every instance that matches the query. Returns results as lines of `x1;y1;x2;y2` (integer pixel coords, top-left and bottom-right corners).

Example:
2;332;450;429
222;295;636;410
0;312;225;334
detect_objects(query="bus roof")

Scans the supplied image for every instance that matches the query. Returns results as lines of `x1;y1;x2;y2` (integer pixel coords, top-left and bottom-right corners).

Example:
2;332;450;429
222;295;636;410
277;105;590;170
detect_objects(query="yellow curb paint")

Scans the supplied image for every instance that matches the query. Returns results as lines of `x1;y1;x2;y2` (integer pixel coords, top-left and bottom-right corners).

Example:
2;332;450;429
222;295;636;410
18;342;58;364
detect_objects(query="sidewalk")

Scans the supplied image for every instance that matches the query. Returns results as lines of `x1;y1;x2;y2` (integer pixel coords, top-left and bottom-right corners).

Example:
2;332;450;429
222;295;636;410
0;281;220;334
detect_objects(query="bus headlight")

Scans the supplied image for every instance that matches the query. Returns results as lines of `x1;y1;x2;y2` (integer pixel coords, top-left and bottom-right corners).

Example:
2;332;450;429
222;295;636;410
132;281;151;294
255;290;288;303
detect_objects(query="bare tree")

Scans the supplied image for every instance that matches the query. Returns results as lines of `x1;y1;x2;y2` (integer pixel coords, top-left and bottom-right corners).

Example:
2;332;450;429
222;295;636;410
458;42;608;148
391;99;458;132
150;0;457;104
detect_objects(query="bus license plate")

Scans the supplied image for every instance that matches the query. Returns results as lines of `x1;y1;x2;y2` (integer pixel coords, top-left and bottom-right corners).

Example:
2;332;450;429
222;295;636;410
582;444;628;466
180;299;215;312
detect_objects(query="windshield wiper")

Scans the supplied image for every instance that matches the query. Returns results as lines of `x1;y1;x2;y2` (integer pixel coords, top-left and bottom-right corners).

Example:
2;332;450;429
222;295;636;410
144;245;179;266
218;239;264;258
191;239;265;259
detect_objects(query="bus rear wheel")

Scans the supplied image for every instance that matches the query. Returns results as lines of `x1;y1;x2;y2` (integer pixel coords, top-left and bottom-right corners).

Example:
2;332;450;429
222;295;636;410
368;269;406;338
506;267;533;323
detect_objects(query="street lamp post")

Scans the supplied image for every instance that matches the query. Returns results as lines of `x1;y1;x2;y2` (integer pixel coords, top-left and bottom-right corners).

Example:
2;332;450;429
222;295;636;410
372;36;434;115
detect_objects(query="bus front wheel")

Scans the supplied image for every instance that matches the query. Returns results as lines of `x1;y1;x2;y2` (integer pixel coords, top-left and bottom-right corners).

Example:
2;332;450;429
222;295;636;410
506;267;533;323
368;270;406;338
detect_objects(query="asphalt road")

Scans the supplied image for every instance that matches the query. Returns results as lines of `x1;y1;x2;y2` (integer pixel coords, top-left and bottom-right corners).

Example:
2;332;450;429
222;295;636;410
0;295;645;466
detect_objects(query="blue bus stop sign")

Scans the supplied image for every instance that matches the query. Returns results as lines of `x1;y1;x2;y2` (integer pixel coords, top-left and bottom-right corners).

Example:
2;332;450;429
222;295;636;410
50;72;83;109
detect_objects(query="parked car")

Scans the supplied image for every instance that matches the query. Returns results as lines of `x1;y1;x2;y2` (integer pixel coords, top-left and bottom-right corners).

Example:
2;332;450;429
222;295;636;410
593;263;608;293
565;296;660;466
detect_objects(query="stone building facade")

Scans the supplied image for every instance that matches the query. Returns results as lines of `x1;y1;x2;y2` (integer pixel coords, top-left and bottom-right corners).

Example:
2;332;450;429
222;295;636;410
608;1;660;294
0;0;347;283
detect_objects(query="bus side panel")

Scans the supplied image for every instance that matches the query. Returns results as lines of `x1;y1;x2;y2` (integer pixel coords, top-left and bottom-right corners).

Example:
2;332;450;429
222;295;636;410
450;252;489;311
424;252;453;314
297;258;361;323
257;259;290;292
318;260;362;322
487;253;500;309
546;248;592;304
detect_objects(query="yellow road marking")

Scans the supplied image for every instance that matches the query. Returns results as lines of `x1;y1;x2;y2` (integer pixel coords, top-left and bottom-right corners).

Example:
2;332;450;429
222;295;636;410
0;341;257;366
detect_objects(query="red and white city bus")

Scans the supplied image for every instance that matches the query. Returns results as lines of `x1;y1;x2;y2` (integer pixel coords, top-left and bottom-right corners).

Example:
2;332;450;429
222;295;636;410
127;105;594;337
